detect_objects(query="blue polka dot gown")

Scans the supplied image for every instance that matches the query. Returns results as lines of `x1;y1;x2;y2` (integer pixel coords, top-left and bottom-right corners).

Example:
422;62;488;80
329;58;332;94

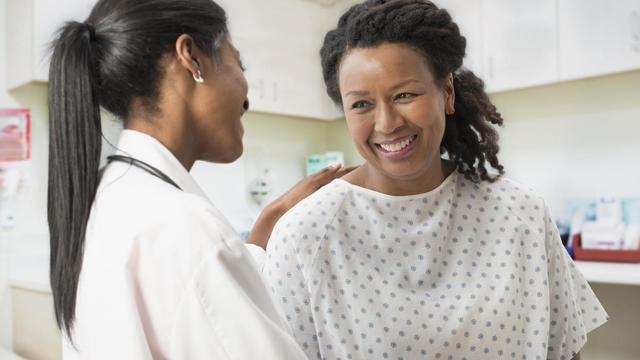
264;172;608;360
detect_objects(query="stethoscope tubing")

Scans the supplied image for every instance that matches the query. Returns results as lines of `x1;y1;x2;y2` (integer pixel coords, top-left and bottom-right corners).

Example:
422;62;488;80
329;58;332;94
107;155;182;191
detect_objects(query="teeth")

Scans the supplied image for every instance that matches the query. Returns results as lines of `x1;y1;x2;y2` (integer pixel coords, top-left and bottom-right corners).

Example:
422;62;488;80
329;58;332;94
380;137;413;152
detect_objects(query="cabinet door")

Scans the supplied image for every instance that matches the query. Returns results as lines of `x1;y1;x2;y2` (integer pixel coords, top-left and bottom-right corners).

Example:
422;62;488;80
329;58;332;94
558;0;640;81
220;0;341;120
33;0;96;82
437;0;484;79
481;0;558;92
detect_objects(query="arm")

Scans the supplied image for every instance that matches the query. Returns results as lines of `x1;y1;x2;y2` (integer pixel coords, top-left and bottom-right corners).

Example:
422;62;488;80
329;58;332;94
572;353;580;360
167;209;310;359
246;164;357;249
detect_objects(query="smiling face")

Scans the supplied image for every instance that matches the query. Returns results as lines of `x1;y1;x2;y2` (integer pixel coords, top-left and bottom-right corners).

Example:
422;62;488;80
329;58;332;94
338;42;455;193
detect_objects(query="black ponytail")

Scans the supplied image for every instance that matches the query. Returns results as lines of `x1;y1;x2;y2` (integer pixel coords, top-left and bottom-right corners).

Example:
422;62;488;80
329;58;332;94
48;21;101;338
47;0;228;339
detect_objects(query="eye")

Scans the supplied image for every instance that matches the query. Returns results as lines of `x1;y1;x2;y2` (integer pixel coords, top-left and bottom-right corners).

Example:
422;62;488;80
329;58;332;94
395;92;417;100
351;100;370;109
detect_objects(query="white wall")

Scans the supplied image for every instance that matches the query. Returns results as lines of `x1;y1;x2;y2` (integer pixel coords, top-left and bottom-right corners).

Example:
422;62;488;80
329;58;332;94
0;0;49;349
492;70;640;211
0;0;13;348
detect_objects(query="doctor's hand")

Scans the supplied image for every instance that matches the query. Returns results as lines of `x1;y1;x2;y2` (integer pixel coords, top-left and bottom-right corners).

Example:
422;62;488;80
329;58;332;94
246;164;359;250
274;164;359;214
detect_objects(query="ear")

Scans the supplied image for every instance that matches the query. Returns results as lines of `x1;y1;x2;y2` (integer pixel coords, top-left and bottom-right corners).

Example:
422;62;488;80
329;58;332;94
443;73;455;115
175;34;201;79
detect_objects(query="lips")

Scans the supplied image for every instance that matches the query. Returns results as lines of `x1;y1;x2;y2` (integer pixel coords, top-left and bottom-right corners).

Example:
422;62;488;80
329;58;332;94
374;134;418;159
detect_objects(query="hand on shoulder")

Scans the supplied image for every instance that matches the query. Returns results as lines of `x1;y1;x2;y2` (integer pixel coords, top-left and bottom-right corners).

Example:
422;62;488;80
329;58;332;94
246;164;358;249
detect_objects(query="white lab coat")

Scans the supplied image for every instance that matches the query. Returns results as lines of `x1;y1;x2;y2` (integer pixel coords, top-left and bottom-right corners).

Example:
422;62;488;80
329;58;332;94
63;129;306;359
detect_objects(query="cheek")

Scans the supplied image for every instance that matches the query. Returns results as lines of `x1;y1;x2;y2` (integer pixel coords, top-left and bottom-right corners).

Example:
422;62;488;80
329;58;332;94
346;116;372;144
236;72;248;98
228;65;248;97
407;101;446;135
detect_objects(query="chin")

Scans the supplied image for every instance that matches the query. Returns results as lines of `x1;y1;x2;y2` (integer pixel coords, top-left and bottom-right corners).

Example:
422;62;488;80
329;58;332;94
205;145;243;164
377;158;438;181
222;147;243;163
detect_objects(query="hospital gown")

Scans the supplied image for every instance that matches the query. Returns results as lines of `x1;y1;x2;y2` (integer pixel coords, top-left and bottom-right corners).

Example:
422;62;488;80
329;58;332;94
263;171;607;360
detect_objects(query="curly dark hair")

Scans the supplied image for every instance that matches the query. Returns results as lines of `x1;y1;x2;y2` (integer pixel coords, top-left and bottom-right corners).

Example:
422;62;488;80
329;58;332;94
320;0;505;183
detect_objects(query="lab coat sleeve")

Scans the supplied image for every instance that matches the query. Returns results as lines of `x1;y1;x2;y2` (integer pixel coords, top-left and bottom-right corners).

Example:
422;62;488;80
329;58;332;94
543;201;608;360
165;206;308;360
245;243;267;271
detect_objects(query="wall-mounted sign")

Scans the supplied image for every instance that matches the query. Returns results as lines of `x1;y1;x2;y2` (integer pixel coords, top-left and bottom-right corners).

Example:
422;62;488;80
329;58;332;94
0;108;31;162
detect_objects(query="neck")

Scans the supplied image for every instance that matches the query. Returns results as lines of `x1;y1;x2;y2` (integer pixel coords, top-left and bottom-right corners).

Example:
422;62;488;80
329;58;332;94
352;158;453;196
125;117;197;171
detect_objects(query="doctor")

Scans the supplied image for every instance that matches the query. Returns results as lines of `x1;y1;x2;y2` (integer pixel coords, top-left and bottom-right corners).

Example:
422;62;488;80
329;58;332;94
47;0;352;358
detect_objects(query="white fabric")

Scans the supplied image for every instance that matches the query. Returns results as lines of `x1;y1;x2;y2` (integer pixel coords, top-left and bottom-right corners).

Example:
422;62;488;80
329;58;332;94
64;129;306;359
245;243;267;270
264;171;608;360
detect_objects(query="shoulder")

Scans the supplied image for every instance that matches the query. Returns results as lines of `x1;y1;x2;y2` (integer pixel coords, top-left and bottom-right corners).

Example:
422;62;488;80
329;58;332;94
91;168;237;253
267;180;350;265
456;174;549;228
277;179;351;229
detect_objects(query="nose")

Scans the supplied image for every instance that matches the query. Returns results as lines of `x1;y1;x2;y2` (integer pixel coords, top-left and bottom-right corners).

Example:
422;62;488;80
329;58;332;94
374;103;404;134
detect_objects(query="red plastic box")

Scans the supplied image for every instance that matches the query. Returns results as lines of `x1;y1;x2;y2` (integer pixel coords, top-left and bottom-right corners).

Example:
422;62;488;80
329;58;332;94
573;234;640;263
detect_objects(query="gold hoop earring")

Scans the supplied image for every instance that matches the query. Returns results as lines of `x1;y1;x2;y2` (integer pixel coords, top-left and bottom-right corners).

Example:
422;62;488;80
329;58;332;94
193;69;203;83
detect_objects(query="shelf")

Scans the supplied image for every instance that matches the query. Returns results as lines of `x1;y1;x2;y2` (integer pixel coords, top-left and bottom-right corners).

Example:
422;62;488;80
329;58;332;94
574;260;640;286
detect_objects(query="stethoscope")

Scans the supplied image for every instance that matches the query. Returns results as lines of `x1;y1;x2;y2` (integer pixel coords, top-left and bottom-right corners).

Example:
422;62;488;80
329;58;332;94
106;155;182;191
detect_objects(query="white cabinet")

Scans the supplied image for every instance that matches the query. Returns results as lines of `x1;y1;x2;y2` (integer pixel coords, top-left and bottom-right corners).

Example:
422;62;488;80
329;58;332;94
481;0;558;93
8;0;637;114
5;0;95;90
216;0;343;120
558;0;640;81
438;0;484;78
5;0;341;119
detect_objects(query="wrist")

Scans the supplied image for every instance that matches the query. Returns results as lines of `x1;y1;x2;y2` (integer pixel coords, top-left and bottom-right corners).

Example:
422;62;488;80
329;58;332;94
245;199;287;250
265;197;288;219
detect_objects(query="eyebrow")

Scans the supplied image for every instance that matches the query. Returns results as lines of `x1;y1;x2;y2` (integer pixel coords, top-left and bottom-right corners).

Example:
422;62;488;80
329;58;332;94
344;89;369;97
390;79;420;91
344;79;421;97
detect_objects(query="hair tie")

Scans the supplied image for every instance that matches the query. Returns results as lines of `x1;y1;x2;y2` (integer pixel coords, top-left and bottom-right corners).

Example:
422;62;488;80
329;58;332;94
85;22;96;41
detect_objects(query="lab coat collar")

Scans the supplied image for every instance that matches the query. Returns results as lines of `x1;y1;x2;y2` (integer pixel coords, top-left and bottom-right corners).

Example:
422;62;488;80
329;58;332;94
114;129;210;201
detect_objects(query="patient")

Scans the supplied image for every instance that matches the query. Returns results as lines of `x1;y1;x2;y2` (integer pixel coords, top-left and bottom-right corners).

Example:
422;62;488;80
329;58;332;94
263;1;607;359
